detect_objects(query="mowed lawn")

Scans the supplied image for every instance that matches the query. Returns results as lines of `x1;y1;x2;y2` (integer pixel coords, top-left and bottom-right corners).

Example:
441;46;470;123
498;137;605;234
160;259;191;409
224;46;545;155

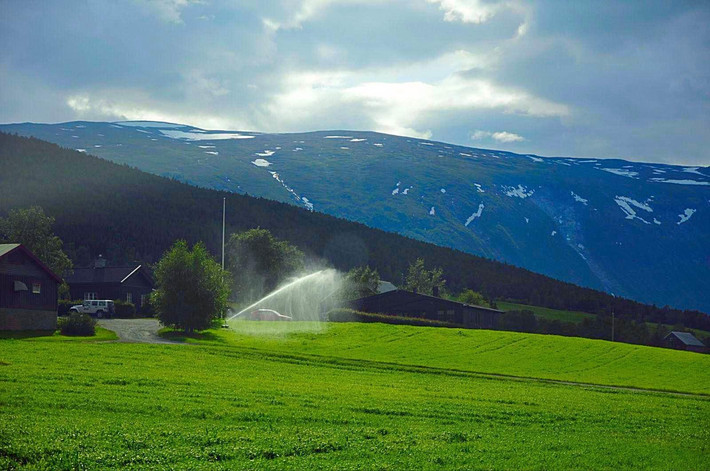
0;324;708;470
215;322;710;394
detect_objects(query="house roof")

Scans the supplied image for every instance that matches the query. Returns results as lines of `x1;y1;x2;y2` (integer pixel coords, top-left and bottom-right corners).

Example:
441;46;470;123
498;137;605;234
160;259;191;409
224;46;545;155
65;264;153;286
352;289;503;313
666;331;705;347
0;243;63;283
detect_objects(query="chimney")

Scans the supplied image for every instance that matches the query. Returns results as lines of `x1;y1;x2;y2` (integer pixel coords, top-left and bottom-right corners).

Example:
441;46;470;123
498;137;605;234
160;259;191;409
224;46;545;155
94;254;106;269
432;286;440;297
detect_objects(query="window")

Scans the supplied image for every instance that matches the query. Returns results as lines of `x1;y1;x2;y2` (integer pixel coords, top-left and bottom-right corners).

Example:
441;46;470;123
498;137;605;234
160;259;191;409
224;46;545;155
13;281;28;292
32;282;41;294
98;301;106;307
140;294;147;306
84;292;97;300
126;292;132;304
91;301;98;307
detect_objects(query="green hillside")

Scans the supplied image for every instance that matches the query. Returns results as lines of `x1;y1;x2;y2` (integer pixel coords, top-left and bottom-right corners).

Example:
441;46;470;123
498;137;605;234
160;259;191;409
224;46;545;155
2;325;709;469
188;322;710;395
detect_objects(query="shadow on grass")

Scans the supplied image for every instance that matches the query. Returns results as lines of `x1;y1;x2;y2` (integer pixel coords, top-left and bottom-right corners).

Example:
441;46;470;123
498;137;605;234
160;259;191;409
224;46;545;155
0;330;56;340
158;328;227;344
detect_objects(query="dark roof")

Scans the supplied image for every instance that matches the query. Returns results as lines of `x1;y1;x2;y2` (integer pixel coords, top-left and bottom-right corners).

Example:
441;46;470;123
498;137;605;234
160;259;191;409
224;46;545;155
0;243;63;283
65;265;153;285
351;289;503;313
665;331;705;347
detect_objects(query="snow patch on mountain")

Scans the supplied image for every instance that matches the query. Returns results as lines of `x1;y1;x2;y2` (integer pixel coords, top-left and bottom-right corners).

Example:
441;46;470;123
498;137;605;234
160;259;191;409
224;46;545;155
161;130;254;140
429;207;436;215
350;138;366;142
474;183;484;193
653;218;661;225
600;168;639;178
373;143;384;147
252;159;272;167
528;156;543;163
677;209;696;225
323;135;352;139
650;178;710;186
256;150;275;157
116;121;185;128
204;151;218;155
503;185;534;199
198;145;215;149
571;191;588;205
440;188;446;193
269;171;312;210
76;149;86;153
614;196;652;224
682;167;704;176
465;204;485;226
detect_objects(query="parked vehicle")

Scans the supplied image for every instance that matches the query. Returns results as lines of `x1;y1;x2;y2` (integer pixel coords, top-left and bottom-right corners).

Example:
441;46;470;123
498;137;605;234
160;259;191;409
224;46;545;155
249;308;292;321
69;300;115;318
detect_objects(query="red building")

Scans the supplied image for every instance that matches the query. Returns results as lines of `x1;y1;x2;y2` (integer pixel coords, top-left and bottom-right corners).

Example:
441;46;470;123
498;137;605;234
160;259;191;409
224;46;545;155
0;244;62;330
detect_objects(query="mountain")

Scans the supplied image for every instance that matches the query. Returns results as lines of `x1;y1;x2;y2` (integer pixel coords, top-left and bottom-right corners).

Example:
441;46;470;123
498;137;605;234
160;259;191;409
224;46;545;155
2;121;709;313
2;131;708;333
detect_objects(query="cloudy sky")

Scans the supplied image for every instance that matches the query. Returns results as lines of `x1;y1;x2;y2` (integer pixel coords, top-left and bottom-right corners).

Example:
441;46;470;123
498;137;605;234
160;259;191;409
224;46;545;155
1;0;709;165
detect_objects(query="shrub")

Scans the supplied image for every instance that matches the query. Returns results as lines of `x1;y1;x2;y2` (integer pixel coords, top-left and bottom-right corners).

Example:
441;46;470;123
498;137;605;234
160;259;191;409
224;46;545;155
114;300;136;318
58;313;95;336
326;308;458;328
57;299;83;316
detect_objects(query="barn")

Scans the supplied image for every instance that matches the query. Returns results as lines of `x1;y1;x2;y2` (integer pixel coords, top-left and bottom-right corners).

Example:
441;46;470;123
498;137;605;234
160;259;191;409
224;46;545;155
349;289;502;329
0;244;62;331
663;331;707;353
65;256;154;313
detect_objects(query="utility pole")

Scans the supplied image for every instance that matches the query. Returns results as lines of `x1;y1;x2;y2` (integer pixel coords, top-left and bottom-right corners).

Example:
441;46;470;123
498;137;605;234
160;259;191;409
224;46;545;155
611;293;615;342
221;197;226;323
221;197;226;272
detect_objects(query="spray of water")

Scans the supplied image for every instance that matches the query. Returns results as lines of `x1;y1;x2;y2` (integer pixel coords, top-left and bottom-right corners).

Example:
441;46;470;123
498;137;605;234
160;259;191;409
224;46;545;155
226;269;343;335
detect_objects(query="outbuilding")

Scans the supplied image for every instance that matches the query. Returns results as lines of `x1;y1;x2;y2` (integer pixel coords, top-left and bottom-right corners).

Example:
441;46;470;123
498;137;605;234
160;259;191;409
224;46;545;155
663;331;706;353
65;256;154;313
0;244;62;330
349;289;502;329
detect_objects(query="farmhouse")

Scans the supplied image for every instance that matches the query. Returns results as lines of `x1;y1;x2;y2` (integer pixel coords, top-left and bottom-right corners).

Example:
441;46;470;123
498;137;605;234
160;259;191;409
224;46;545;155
0;244;62;330
65;256;154;313
349;289;502;329
663;331;706;353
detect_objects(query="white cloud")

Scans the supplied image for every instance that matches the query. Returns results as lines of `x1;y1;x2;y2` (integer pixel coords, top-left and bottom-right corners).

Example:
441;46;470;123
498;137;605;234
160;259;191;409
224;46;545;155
471;130;525;142
263;0;379;31
264;49;567;138
427;0;505;24
65;92;244;130
133;0;201;24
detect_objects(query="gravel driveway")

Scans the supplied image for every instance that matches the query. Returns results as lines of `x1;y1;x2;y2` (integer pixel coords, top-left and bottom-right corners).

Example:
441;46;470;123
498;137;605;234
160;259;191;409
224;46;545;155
97;318;180;344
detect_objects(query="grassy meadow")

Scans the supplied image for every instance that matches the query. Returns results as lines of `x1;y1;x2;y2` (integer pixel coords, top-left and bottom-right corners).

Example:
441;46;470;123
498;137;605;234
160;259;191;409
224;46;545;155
1;322;708;470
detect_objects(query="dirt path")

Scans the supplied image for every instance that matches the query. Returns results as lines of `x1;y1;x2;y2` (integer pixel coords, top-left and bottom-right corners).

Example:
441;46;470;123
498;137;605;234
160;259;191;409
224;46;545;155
97;318;180;344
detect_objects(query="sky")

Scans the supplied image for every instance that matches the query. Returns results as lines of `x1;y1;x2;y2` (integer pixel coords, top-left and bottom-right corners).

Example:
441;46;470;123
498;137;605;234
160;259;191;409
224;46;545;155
1;0;709;165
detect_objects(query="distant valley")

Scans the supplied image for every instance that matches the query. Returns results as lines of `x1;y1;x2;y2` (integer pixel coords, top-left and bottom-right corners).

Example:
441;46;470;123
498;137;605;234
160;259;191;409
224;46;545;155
3;120;709;312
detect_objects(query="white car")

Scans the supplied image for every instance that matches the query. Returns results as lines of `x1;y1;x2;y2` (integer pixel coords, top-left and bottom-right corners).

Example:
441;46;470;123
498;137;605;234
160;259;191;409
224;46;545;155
69;300;115;318
249;308;292;321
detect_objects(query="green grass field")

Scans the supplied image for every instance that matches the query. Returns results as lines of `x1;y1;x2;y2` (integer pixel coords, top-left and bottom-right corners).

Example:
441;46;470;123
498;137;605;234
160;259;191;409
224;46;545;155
497;301;596;323
1;322;708;469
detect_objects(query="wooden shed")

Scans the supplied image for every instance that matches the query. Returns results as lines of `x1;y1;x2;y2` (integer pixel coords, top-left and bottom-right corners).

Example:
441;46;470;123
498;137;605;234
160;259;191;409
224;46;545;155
349;289;502;329
0;244;62;330
663;331;706;353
